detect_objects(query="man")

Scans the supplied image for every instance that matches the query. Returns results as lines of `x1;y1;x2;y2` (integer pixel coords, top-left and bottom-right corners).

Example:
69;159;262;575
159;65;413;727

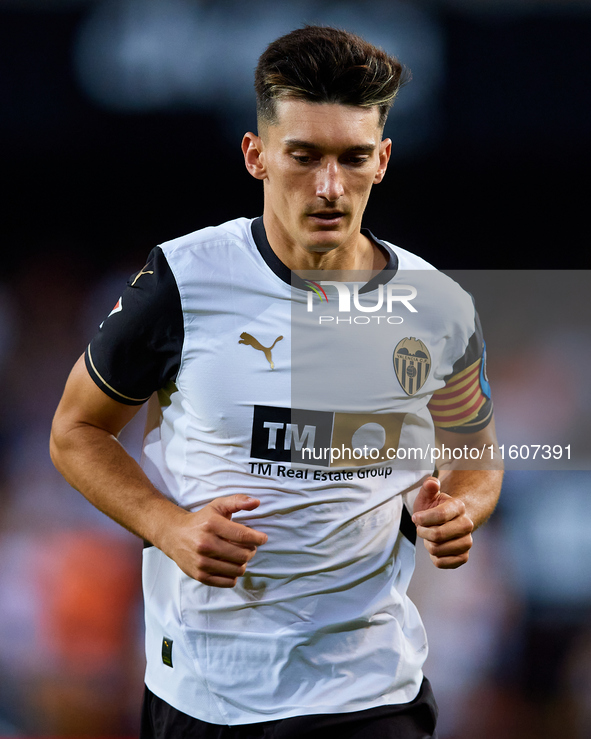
50;25;502;739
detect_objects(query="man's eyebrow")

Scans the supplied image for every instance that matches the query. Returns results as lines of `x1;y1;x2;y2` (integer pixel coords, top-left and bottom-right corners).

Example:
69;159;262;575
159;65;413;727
283;139;376;153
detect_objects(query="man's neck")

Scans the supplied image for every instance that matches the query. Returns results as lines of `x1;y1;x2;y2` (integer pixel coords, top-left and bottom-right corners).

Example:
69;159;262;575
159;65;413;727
262;214;387;279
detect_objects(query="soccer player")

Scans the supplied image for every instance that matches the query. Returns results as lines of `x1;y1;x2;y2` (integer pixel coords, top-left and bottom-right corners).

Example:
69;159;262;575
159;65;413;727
50;26;503;739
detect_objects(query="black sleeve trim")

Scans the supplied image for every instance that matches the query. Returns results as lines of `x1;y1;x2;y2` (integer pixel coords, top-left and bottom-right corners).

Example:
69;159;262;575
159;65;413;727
444;310;487;382
85;346;151;405
86;247;184;405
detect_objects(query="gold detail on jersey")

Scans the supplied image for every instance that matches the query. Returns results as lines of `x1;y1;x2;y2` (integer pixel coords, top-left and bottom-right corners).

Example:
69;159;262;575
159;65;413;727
393;337;431;396
239;332;283;370
131;267;155;286
330;412;407;468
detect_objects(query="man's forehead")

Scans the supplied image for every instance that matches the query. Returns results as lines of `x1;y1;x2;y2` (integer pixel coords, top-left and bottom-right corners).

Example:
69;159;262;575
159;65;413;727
262;99;383;147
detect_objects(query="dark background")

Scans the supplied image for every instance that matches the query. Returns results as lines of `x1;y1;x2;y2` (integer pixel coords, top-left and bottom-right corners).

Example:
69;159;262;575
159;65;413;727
3;1;590;278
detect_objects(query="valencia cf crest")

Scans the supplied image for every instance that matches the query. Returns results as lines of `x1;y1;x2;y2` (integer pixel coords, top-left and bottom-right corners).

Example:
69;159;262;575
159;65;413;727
394;337;431;396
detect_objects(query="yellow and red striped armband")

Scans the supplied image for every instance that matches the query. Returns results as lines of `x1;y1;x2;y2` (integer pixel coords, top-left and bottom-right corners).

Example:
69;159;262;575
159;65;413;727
427;358;490;429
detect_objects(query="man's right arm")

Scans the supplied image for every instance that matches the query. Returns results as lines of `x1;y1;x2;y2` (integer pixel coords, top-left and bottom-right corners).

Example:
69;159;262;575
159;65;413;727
50;355;267;588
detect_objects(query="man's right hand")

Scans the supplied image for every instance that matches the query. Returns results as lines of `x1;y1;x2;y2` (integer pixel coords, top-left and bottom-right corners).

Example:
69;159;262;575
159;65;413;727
160;494;268;588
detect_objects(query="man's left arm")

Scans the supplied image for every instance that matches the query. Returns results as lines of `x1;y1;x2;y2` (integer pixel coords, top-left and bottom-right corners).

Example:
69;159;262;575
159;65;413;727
412;417;503;569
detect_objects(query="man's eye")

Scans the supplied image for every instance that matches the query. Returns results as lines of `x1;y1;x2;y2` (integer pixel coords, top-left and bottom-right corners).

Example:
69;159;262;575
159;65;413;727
292;155;312;164
345;157;369;165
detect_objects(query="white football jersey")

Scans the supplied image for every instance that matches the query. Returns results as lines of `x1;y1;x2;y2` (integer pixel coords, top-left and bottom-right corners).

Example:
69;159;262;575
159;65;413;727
86;217;492;725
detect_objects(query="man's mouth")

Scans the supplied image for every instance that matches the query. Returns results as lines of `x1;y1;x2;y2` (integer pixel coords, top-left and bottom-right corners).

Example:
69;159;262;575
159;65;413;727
308;211;346;225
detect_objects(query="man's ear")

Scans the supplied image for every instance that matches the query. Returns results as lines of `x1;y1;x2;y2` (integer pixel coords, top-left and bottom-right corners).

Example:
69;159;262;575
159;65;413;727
373;138;392;184
242;132;266;180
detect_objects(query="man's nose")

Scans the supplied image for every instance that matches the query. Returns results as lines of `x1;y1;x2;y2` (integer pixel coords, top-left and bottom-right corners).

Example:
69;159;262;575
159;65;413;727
315;161;345;202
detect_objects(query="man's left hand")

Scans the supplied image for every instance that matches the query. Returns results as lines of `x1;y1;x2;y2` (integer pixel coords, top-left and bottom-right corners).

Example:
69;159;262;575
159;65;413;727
412;476;474;569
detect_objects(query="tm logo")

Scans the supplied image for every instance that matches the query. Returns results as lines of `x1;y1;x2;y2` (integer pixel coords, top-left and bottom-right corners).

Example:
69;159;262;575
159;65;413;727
250;405;406;468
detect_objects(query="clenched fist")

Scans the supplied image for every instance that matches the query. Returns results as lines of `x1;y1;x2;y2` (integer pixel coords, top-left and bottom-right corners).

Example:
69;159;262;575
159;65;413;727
412;476;474;569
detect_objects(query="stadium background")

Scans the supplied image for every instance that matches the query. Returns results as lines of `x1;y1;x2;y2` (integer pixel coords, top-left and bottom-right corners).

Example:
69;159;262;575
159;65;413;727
1;0;590;737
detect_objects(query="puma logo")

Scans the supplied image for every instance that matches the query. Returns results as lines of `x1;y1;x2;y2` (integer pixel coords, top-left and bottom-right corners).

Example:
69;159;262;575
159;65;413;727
131;267;154;286
239;332;283;370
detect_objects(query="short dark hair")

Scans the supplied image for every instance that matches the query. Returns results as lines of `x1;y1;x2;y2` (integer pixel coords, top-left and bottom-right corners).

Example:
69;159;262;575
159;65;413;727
254;25;409;129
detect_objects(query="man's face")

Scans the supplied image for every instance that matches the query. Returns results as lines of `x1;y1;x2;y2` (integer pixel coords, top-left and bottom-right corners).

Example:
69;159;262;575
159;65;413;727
243;99;391;258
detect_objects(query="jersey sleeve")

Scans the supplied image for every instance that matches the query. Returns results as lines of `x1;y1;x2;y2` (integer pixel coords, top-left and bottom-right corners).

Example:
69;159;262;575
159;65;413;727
85;246;184;405
427;311;493;433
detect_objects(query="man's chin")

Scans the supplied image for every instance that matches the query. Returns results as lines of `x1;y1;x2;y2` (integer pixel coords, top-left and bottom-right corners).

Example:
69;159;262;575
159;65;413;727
302;229;346;254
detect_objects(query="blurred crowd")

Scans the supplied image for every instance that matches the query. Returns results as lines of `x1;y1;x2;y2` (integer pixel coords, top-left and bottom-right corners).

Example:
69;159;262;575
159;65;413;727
0;251;146;737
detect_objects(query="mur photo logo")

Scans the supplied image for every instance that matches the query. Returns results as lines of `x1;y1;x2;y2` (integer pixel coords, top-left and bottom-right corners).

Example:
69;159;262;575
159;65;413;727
303;280;419;326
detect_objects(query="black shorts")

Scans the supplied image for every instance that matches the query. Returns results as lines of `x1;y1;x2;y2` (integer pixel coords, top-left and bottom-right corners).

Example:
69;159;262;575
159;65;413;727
140;677;438;739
